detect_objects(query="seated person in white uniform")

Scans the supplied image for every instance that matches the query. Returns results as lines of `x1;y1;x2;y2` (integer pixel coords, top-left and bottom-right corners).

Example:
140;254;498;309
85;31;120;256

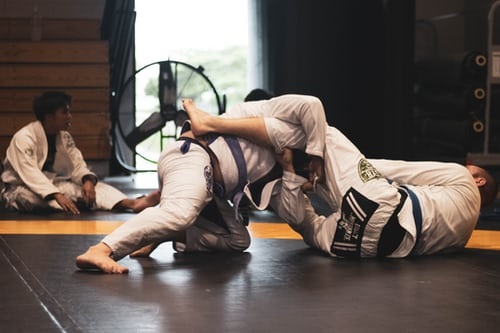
1;91;159;215
183;97;497;258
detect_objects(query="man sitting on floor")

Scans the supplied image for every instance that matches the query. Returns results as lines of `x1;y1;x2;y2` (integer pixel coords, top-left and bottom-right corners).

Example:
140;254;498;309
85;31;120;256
1;91;159;215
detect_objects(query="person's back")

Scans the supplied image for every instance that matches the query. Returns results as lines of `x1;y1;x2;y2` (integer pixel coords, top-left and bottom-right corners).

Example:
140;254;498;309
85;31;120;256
207;134;276;199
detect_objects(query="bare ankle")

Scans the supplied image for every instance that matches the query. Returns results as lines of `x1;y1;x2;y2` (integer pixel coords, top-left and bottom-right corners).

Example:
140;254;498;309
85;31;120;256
89;242;113;255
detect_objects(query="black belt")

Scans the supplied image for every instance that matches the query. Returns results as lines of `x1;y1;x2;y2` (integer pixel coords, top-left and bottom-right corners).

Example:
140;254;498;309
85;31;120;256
235;163;283;226
377;189;408;257
246;163;283;206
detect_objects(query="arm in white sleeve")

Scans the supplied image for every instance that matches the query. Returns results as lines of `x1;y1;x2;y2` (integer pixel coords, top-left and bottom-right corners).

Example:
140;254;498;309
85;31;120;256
273;171;308;225
270;170;332;252
263;95;327;158
59;131;96;185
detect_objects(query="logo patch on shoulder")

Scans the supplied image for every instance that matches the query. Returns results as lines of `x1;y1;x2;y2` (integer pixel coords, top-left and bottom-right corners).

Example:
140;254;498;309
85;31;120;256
358;159;381;183
204;165;213;192
63;133;75;148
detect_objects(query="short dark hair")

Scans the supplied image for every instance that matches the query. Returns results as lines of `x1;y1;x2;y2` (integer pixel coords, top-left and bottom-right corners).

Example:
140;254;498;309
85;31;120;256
33;91;72;121
480;168;498;207
244;88;274;102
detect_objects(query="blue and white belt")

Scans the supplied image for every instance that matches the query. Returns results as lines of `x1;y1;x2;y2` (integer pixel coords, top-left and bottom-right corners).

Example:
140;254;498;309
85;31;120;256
400;185;423;254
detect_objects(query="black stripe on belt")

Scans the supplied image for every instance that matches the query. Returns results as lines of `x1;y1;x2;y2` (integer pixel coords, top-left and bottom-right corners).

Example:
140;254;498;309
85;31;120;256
377;189;408;258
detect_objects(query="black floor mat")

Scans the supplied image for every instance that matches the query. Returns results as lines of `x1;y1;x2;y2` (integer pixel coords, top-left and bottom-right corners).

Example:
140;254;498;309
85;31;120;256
2;235;500;332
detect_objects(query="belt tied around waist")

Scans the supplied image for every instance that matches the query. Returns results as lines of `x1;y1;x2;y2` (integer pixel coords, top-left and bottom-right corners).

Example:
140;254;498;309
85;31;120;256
377;189;408;257
177;133;250;225
401;185;423;255
377;186;423;257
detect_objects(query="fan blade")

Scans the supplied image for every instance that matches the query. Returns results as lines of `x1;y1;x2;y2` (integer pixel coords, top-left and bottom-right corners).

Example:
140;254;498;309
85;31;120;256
125;111;167;148
159;61;178;121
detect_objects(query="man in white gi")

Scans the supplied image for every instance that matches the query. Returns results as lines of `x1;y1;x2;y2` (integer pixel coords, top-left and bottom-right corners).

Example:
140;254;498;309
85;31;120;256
1;91;158;215
76;125;254;273
183;96;497;258
75;94;326;273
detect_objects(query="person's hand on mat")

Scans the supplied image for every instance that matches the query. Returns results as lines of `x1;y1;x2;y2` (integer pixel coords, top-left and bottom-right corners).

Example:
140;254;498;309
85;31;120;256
53;193;80;215
82;180;97;208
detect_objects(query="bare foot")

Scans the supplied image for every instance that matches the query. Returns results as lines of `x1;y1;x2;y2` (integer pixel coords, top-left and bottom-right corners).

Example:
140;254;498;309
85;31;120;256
182;98;216;136
129;242;160;258
132;189;161;213
75;243;129;274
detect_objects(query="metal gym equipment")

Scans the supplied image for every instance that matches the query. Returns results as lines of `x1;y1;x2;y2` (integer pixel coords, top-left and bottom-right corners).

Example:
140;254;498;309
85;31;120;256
467;0;500;165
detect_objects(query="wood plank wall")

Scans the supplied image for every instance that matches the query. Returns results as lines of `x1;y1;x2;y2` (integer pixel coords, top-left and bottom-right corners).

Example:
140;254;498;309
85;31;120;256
0;19;110;160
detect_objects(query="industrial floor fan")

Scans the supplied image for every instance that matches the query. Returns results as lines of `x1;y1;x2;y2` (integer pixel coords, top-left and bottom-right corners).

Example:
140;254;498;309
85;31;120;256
113;60;226;172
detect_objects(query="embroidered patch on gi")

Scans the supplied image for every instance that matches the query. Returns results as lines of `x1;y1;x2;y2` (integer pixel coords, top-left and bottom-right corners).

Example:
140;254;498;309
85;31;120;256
61;132;75;148
331;187;379;258
204;165;213;193
358;159;381;183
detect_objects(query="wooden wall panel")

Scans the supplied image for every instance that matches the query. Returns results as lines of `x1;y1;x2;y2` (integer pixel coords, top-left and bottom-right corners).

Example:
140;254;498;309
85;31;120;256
0;113;36;135
0;41;108;63
0;137;10;158
0;64;109;87
72;136;111;160
0;88;109;113
0;19;101;40
0;37;111;161
0;112;109;136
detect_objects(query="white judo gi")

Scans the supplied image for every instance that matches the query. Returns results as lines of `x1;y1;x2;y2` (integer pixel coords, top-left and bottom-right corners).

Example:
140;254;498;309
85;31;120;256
101;95;325;257
1;121;127;212
267;124;481;258
368;158;480;256
101;94;480;259
102;140;251;259
220;94;481;258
